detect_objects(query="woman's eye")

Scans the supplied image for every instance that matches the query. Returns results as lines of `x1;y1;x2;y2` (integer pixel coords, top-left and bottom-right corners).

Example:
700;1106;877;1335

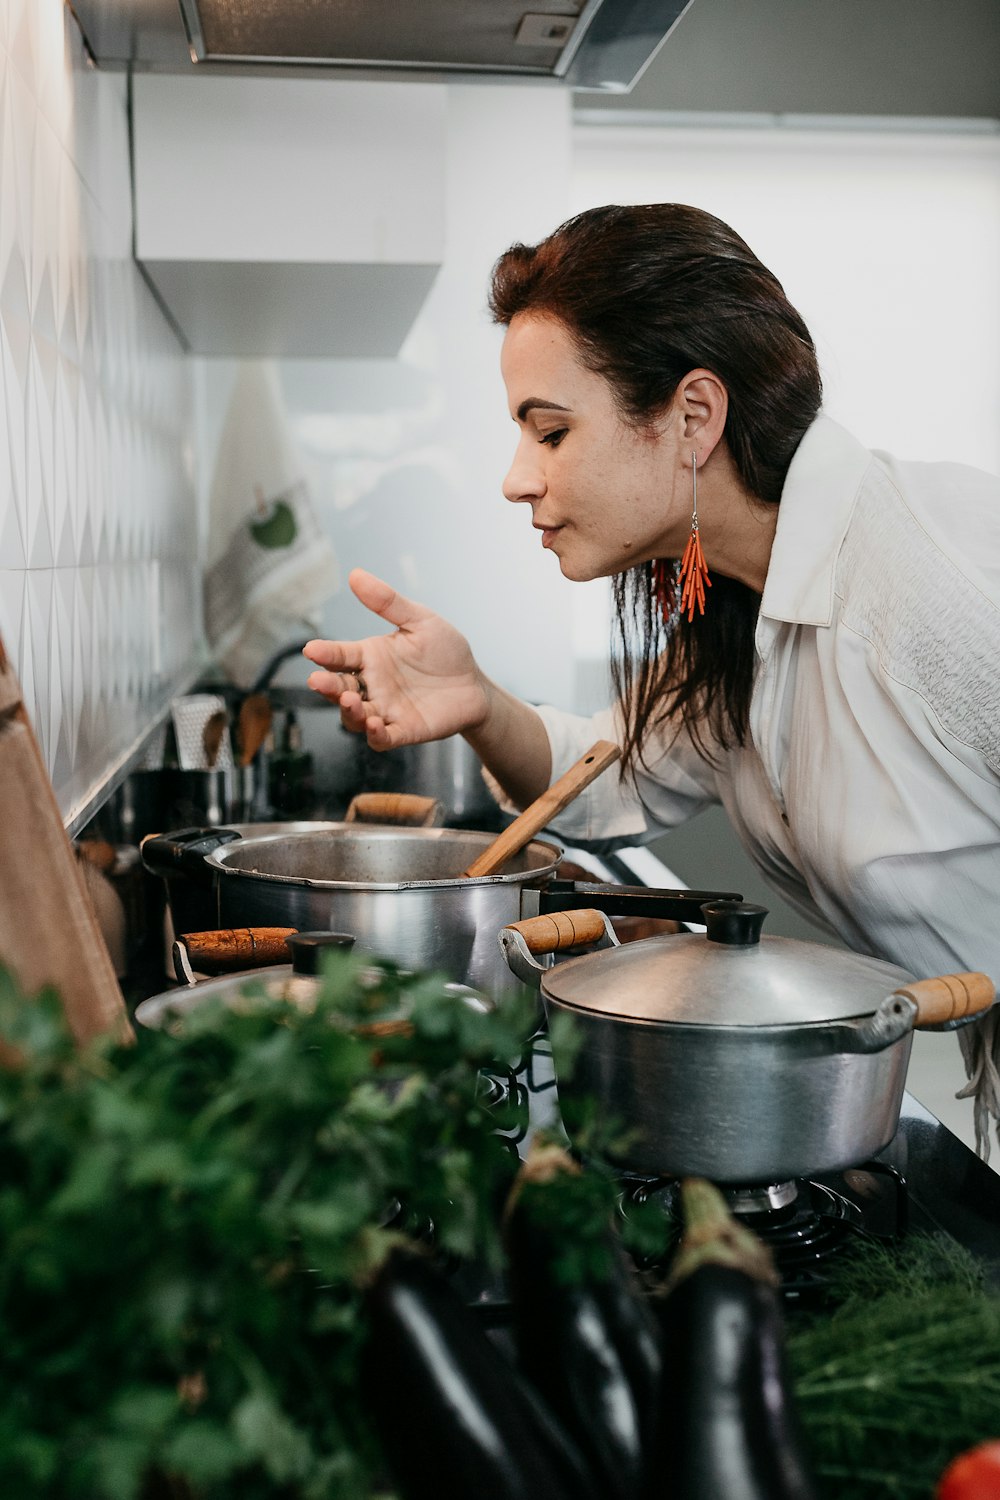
540;428;567;448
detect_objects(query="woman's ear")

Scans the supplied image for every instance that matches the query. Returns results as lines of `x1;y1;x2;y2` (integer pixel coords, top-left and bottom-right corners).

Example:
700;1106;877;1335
678;369;728;461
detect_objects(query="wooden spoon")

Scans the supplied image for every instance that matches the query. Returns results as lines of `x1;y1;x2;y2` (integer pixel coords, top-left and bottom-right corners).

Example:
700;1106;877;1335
237;692;273;766
202;708;229;769
461;739;621;879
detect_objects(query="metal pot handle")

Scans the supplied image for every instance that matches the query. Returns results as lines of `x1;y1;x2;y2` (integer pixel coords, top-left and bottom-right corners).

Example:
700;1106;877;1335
538;880;742;926
844;971;996;1054
140;825;244;884
498;908;619;988
173;926;298;982
895;972;996;1031
344;793;444;827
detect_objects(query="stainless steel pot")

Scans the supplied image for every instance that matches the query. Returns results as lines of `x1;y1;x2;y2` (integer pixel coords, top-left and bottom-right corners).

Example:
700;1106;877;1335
141;824;740;1013
142;820;347;939
499;900;996;1184
135;930;493;1037
215;826;562;1010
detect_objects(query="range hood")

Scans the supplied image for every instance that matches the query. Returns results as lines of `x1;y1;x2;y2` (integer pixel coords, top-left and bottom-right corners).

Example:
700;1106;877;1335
71;0;695;92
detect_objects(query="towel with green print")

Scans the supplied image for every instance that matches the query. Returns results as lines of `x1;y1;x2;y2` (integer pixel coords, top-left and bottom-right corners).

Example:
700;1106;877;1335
204;361;338;689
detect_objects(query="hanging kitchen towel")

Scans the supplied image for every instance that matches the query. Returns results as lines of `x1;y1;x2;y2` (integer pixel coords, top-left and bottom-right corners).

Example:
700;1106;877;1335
204;361;338;689
956;1011;1000;1161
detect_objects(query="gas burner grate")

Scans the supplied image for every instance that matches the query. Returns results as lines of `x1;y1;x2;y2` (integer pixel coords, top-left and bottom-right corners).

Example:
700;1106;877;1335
615;1159;909;1306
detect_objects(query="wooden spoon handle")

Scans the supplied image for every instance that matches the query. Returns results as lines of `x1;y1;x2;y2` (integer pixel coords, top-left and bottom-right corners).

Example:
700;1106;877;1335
894;972;995;1028
461;739;620;879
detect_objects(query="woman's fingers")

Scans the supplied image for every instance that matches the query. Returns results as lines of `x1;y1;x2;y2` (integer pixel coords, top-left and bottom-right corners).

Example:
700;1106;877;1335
348;568;433;630
302;572;433;705
302;638;365;672
336;696;405;750
305;667;363;702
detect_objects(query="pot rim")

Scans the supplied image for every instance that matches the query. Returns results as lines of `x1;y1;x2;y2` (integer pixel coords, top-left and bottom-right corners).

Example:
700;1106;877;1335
540;995;878;1032
204;827;564;892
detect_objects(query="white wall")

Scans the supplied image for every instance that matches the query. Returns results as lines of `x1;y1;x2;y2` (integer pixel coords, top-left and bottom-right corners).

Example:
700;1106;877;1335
572;121;1000;472
0;0;199;827
196;84;588;710
566;120;1000;665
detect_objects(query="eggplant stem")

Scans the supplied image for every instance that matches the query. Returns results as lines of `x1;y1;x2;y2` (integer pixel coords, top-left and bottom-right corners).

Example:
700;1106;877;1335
663;1177;779;1292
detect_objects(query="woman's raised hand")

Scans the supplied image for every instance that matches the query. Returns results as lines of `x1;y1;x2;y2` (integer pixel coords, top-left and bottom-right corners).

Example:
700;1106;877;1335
302;569;490;750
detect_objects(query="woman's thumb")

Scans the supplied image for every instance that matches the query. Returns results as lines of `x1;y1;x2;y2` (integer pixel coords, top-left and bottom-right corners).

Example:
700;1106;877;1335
348;568;431;629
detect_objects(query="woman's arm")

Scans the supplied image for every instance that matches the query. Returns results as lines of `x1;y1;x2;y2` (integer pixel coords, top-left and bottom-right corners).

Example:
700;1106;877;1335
303;568;553;808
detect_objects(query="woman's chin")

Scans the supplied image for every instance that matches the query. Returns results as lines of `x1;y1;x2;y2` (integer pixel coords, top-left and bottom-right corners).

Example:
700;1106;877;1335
555;554;612;584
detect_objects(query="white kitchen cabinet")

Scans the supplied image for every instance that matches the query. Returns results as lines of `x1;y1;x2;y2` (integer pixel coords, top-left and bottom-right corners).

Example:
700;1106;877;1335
131;76;446;356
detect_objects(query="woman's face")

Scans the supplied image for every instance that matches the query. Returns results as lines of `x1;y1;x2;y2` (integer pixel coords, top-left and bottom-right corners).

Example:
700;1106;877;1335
500;312;688;583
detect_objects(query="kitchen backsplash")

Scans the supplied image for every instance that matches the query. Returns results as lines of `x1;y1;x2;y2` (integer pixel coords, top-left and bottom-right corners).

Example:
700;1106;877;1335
0;0;199;829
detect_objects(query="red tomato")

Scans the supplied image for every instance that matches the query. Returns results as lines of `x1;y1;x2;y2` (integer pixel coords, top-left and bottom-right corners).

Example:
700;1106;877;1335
937;1441;1000;1499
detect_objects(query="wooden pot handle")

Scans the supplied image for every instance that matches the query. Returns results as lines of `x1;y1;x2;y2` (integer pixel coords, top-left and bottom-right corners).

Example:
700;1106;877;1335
176;927;297;974
894;972;996;1028
461;740;620;879
503;909;610;955
344;792;444;826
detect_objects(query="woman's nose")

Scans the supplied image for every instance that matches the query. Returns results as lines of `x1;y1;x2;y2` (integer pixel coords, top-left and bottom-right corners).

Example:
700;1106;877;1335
502;436;545;504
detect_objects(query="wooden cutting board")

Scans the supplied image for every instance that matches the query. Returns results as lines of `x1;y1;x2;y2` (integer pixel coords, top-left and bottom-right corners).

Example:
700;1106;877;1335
0;635;132;1047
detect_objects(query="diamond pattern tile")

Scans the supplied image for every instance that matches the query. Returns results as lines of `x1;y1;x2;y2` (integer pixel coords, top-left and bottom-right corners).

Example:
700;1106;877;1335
0;2;200;824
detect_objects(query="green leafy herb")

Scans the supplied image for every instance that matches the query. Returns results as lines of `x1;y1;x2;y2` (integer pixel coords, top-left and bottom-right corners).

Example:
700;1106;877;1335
0;957;526;1500
788;1233;1000;1499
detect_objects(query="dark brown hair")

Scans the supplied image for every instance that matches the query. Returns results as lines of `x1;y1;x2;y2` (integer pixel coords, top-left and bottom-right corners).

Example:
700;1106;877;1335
488;203;822;768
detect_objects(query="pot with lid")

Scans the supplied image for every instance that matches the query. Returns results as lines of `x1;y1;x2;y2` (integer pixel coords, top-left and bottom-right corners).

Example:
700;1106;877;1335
499;900;996;1184
135;928;497;1046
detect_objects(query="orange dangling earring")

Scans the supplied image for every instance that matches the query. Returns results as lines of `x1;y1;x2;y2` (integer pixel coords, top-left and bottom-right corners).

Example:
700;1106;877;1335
678;450;711;622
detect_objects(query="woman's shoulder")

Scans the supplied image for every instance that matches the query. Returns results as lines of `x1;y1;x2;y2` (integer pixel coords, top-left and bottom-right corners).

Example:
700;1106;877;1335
834;451;1000;773
844;448;1000;607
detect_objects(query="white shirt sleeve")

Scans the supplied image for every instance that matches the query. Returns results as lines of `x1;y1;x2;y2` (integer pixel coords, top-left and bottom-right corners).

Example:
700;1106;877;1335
485;700;721;853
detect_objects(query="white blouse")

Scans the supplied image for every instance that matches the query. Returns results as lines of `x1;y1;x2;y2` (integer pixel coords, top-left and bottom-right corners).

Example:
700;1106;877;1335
530;415;1000;989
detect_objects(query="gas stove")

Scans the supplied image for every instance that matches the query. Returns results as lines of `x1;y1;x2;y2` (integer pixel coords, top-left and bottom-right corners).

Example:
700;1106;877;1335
469;1040;1000;1317
616;1159;909;1304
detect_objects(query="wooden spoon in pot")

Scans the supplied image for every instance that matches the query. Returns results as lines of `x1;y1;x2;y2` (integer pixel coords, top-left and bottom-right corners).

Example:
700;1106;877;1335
460;739;620;879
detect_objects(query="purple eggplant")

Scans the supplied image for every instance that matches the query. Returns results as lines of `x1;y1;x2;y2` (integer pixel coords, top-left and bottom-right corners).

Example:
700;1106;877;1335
361;1242;601;1500
648;1178;820;1500
504;1141;662;1500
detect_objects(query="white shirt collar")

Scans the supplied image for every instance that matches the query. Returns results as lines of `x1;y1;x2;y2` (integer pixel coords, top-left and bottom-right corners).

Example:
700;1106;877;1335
760;414;874;627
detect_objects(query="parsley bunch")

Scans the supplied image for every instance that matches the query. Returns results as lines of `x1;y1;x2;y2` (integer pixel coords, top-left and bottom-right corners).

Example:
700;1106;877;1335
0;959;529;1499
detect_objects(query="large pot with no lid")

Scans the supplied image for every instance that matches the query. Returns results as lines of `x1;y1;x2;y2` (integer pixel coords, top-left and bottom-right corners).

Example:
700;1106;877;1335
499;900;996;1183
144;823;564;1010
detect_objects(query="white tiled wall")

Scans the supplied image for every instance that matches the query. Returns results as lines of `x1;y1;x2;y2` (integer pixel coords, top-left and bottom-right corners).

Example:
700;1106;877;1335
0;0;199;827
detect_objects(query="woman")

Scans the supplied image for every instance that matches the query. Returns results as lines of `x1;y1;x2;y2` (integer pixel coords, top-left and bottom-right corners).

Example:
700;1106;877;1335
303;203;1000;1152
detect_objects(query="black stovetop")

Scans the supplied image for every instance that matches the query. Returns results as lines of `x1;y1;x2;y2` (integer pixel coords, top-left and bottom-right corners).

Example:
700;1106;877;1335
883;1093;1000;1274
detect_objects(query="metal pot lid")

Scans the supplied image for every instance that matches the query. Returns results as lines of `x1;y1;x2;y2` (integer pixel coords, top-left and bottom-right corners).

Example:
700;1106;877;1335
206;826;563;890
136;967;492;1032
541;902;914;1027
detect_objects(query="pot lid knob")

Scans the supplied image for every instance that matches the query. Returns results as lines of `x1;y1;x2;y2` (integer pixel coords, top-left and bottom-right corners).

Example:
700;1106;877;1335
701;900;768;946
286;931;356;975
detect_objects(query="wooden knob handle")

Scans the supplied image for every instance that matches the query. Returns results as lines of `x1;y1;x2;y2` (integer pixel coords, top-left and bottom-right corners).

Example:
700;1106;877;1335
353;1017;415;1039
344;793;443;826
176;927;297;973
503;909;609;956
462;739;620;879
894;972;996;1028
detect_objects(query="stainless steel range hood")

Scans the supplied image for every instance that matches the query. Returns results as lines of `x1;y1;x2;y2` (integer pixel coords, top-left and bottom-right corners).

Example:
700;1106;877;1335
70;0;696;92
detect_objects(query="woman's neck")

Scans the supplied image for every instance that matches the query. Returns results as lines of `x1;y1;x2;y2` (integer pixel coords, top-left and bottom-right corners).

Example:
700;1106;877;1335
696;448;778;596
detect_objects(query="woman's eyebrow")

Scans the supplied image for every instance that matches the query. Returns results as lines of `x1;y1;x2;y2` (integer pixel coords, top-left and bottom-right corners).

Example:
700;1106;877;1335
516;398;571;422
